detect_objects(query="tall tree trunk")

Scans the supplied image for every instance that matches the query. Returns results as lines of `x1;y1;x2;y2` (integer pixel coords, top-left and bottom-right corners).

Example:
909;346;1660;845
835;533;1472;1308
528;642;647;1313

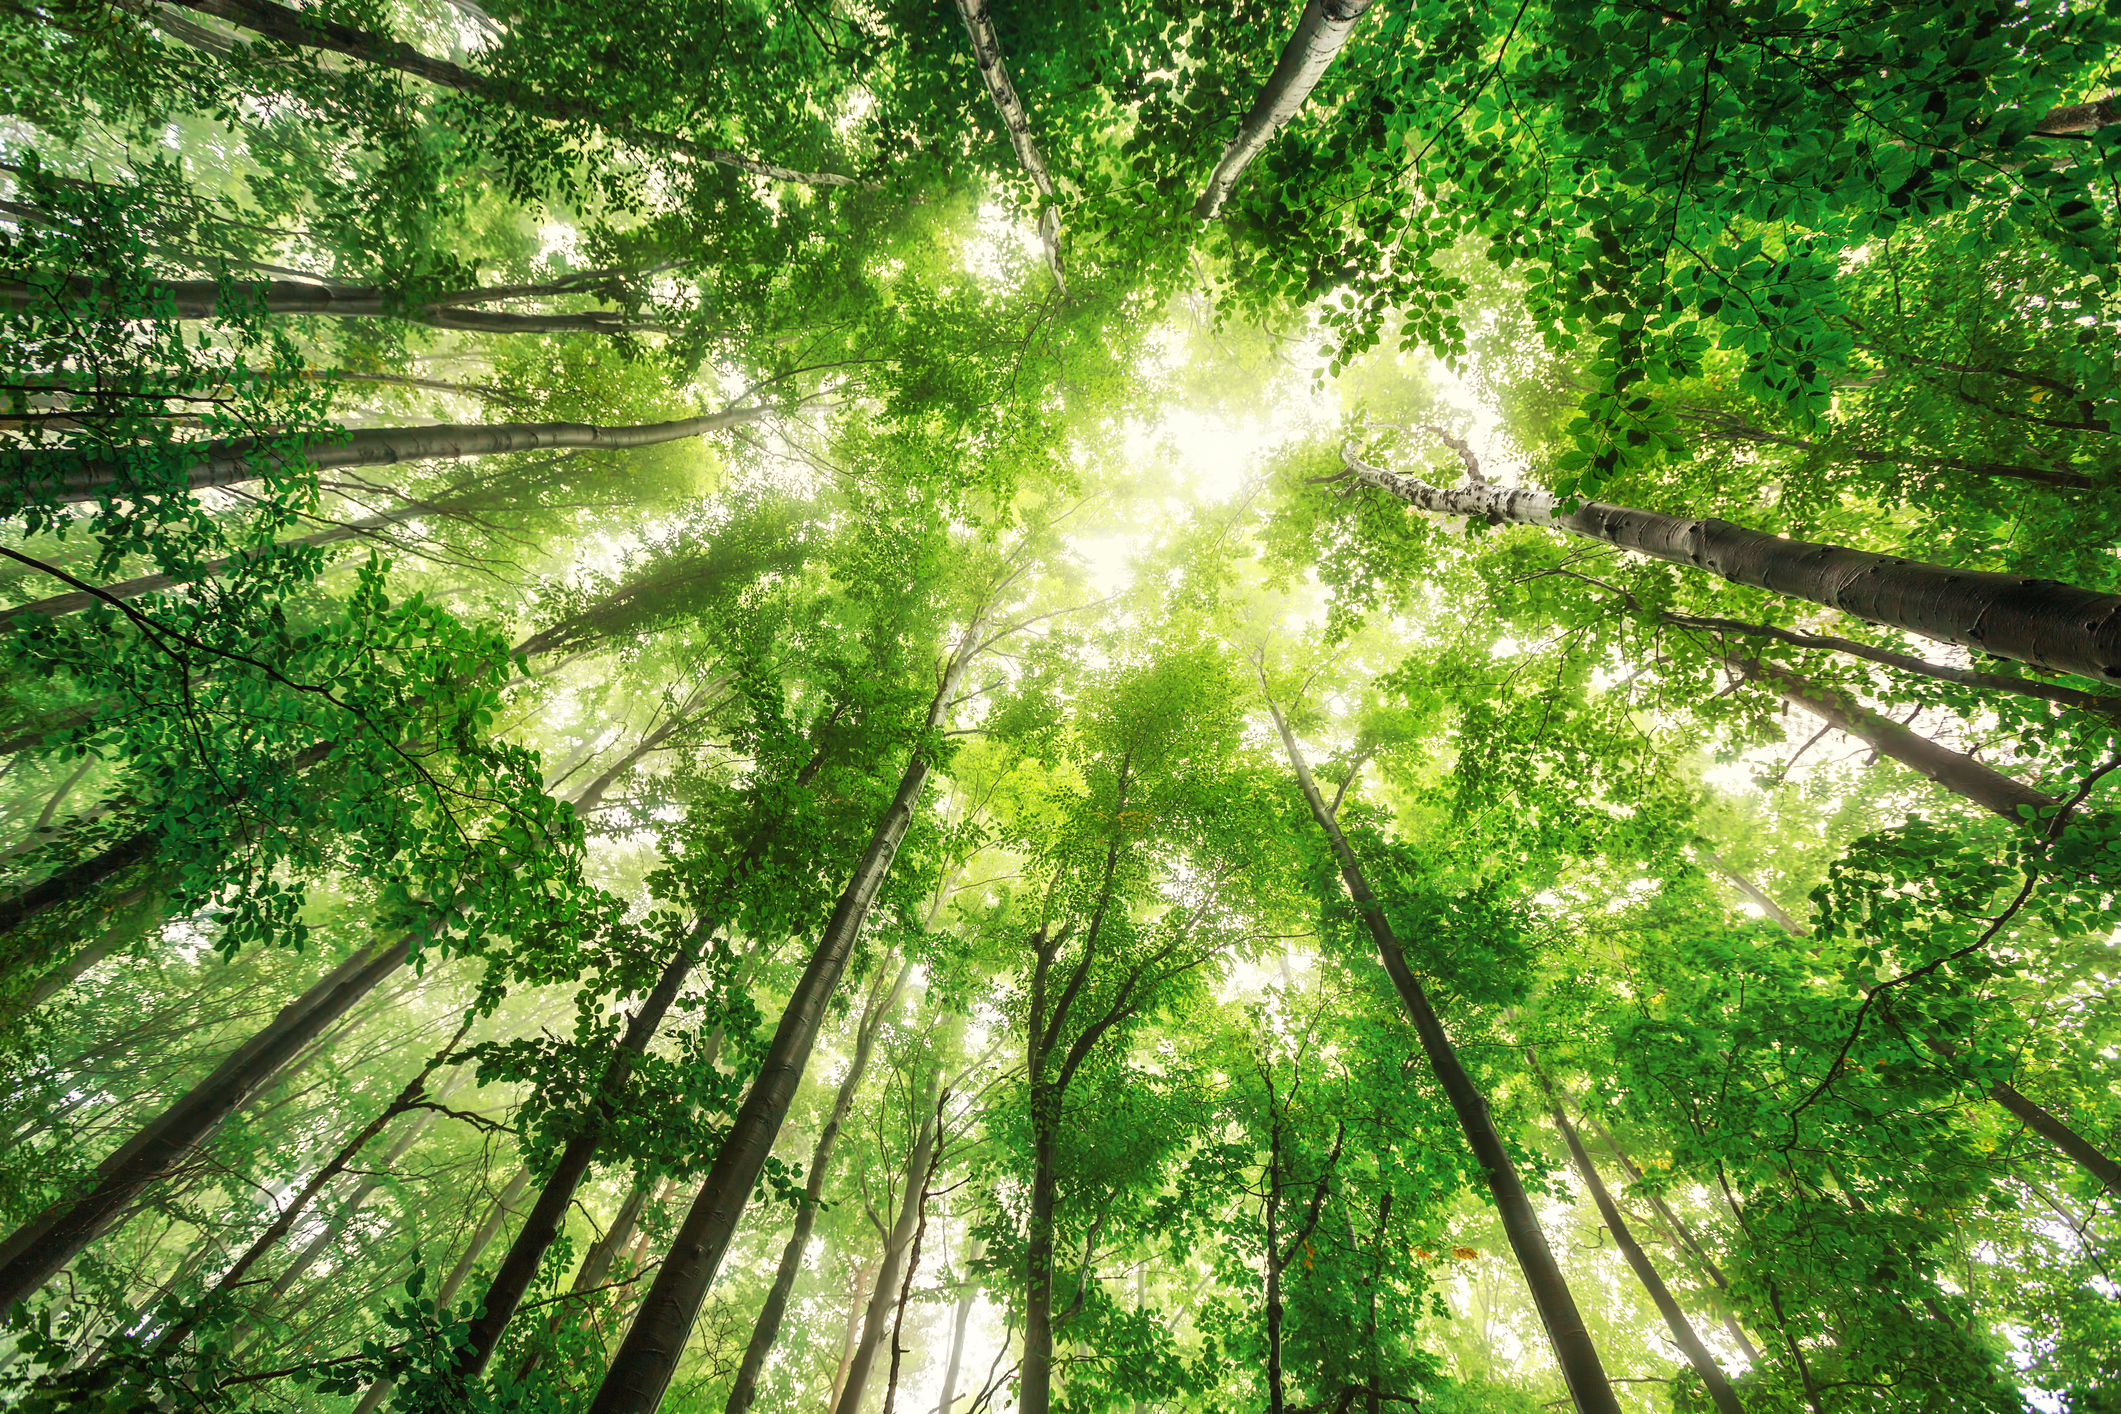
35;406;771;505
2034;93;2119;134
830;1050;946;1414
1532;1062;1745;1414
1574;1112;1761;1365
587;625;980;1414
0;935;408;1310
1728;651;2055;819
935;1237;982;1414
879;1128;940;1414
1700;848;1805;936
1022;1128;1060;1414
1193;0;1374;219
724;958;911;1414
457;729;833;1375
349;1166;529;1414
1258;667;1621;1414
1338;446;2121;684
154;1027;468;1351
229;1104;445;1351
2;275;663;336
4;868;170;1018
143;0;867;186
828;1255;878;1411
951;0;1065;292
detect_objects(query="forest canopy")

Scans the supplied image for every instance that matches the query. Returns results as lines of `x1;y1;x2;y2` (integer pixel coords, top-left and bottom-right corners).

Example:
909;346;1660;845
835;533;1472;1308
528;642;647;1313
2;2;2119;1413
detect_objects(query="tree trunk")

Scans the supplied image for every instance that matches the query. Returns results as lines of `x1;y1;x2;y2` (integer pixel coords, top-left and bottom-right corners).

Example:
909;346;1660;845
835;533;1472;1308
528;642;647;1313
1258;668;1621;1414
146;0;867;186
1193;0;1374;219
586;626;978;1414
229;1105;444;1350
830;1053;945;1414
156;1028;466;1351
348;1165;529;1414
36;406;771;505
1666;612;2121;723
879;1133;940;1414
1021;1130;1060;1414
1683;411;2101;491
951;0;1064;292
1338;446;2121;685
2;275;662;336
1989;1081;2121;1198
829;1256;878;1410
1727;651;2056;819
1700;849;1805;936
0;935;408;1311
1534;1066;1744;1414
2034;93;2119;134
724;959;911;1414
935;1238;981;1414
0;505;441;626
5;869;170;1017
457;729;829;1374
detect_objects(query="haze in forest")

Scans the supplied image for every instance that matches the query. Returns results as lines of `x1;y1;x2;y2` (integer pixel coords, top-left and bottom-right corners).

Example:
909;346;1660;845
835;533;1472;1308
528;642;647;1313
1;3;2118;1414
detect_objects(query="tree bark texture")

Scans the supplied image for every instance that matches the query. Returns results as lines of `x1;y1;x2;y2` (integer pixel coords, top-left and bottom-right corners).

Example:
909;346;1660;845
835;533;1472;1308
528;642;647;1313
951;0;1065;292
0;936;408;1311
349;1165;529;1414
1193;0;1374;219
1726;651;2056;820
35;406;771;505
2;274;661;336
2034;93;2119;134
147;0;868;186
586;628;977;1414
1987;1081;2121;1199
460;730;831;1372
935;1238;981;1414
1258;671;1622;1414
724;959;910;1414
829;1053;945;1414
1339;446;2121;685
1535;1073;1745;1414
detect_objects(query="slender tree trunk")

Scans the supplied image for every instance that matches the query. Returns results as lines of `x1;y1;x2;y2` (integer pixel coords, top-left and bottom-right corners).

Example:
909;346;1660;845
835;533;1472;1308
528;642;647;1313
2;275;662;336
829;1256;878;1410
5;869;170;1017
2034;93;2119;134
0;936;408;1310
935;1238;981;1414
1338;446;2121;684
1701;849;1805;936
457;727;831;1375
35;406;771;505
831;1053;945;1414
587;625;979;1414
156;1028;467;1351
1533;1063;1744;1414
349;1166;528;1414
143;0;867;186
1258;667;1621;1414
880;1129;941;1414
1666;612;2121;722
725;959;911;1414
1021;1130;1060;1414
0;505;441;626
1727;651;2055;819
951;0;1064;292
1194;0;1374;219
1264;1105;1286;1414
229;1105;444;1350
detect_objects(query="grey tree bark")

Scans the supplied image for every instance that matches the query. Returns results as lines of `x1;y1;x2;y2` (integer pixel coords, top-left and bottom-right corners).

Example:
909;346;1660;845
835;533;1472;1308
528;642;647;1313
36;406;771;504
1339;445;2121;684
951;0;1065;292
2;275;663;336
587;623;981;1414
830;1046;947;1414
1194;1;1374;219
724;958;911;1414
0;936;409;1311
1259;665;1621;1414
